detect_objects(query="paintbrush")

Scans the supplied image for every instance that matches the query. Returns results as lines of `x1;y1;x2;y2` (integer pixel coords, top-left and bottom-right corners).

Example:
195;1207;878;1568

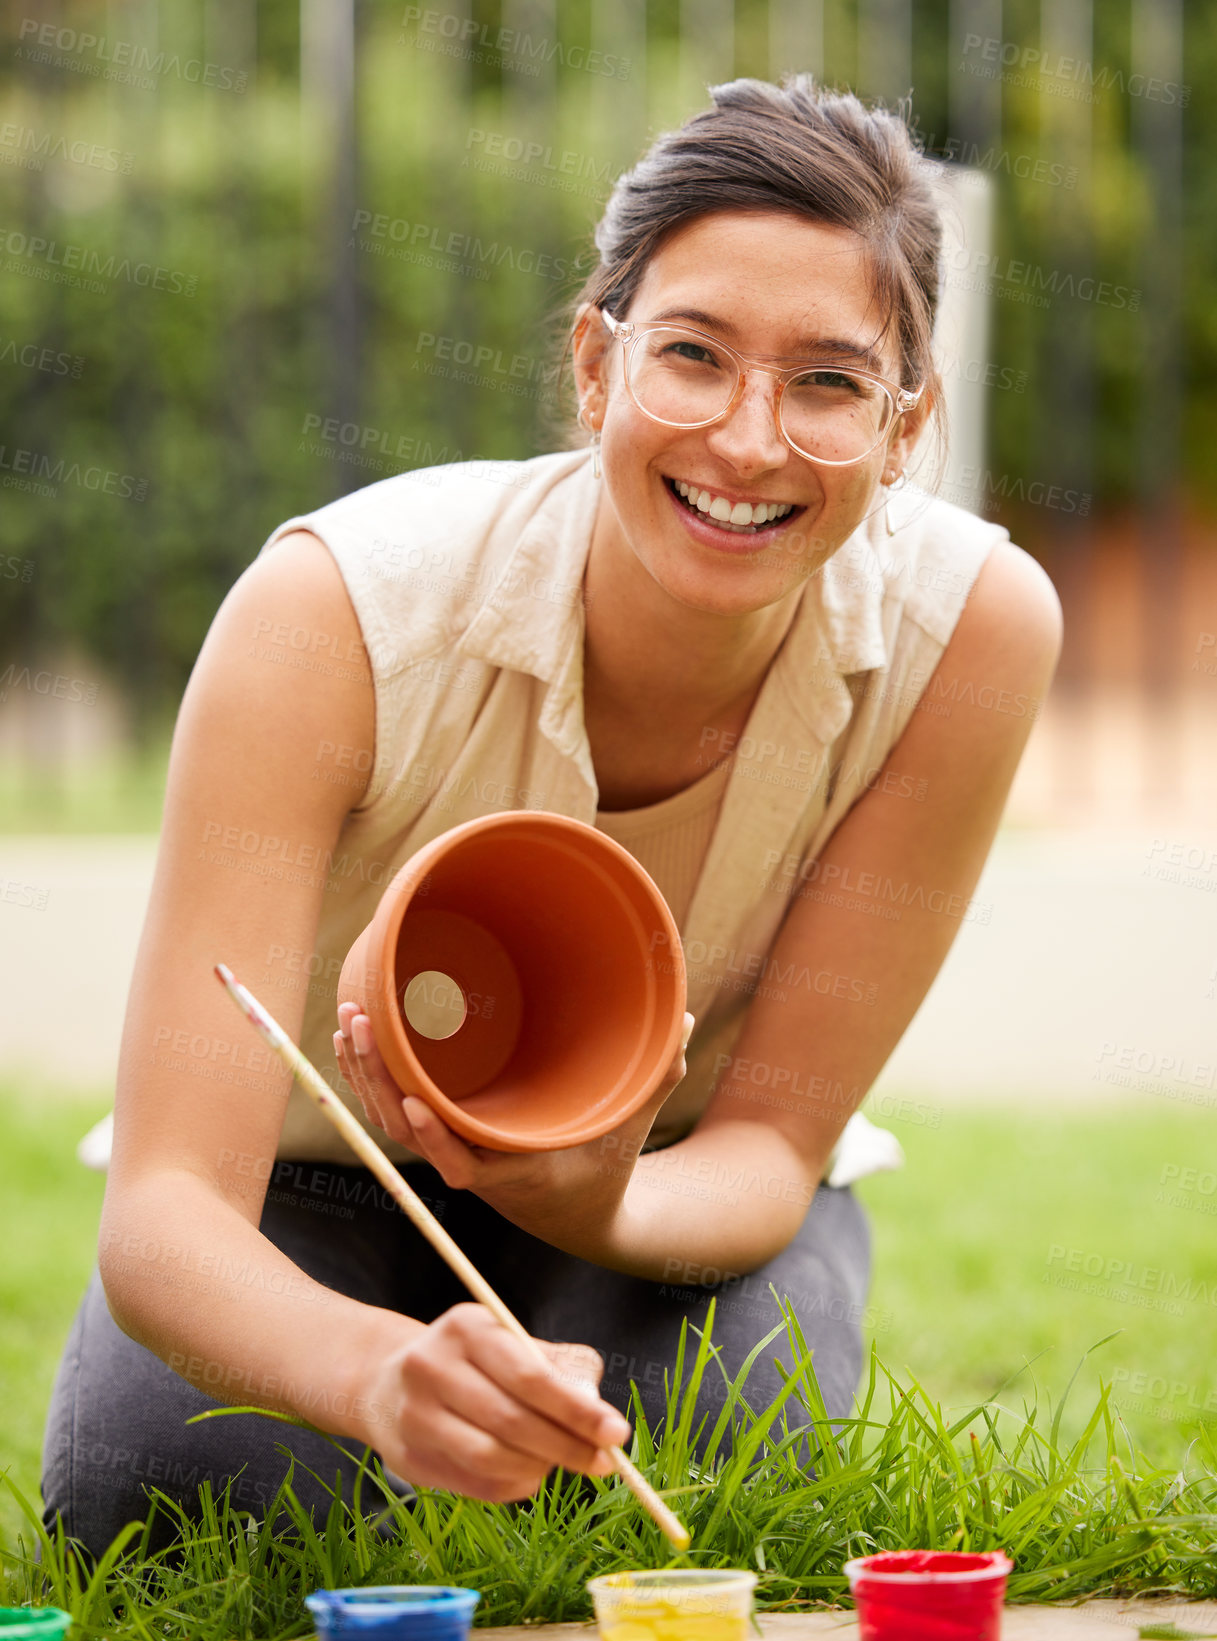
214;961;690;1551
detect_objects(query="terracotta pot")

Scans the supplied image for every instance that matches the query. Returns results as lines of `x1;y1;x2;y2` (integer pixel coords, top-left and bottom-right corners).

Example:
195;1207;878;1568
338;811;686;1151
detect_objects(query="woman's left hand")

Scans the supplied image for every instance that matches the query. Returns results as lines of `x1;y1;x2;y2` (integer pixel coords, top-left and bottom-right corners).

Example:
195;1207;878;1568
333;1002;694;1238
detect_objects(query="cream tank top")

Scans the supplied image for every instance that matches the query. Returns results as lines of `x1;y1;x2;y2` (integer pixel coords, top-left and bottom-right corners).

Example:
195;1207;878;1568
596;755;734;932
255;449;1011;1163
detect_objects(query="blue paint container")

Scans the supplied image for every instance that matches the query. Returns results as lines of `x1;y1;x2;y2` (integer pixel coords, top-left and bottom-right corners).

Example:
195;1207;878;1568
305;1586;480;1641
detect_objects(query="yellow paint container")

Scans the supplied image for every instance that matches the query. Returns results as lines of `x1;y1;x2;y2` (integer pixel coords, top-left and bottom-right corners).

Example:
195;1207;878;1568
587;1570;758;1641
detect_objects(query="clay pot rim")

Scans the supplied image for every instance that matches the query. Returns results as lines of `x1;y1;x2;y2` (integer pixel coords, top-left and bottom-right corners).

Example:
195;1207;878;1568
362;810;686;1151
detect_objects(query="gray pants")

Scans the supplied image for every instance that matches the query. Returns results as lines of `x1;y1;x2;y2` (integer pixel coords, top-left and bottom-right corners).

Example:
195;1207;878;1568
41;1162;870;1559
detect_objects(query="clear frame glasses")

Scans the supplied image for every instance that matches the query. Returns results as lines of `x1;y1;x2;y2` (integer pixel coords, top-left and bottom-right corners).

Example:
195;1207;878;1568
598;308;923;467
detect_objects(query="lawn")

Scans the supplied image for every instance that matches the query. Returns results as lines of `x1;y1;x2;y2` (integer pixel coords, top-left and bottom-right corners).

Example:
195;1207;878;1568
2;1084;1215;1626
855;1093;1217;1471
0;1089;110;1549
0;741;171;835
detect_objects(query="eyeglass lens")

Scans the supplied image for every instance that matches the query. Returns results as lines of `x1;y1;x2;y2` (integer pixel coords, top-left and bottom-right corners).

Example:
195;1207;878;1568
626;327;895;463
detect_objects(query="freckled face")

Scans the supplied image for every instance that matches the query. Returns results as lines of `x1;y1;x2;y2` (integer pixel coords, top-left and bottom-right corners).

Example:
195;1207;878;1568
575;210;921;616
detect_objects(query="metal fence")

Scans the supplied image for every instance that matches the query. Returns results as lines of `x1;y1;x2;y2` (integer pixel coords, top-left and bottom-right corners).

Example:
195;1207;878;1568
0;0;1206;824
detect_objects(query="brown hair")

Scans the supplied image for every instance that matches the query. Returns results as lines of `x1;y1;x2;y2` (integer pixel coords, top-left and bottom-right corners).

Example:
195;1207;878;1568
559;73;947;454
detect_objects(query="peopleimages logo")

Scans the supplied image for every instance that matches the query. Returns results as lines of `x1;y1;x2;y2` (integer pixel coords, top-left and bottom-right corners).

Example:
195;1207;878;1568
0;229;197;296
955;465;1091;516
943;246;1139;311
960;33;1189;106
0;122;134;173
911;125;1077;189
399;7;631;79
0;665;97;706
0;335;84;377
0;445;148;502
15;19;248;91
1045;1245;1217;1309
350;210;569;282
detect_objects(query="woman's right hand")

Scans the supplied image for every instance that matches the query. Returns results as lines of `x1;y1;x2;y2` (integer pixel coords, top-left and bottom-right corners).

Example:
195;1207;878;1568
354;1303;631;1501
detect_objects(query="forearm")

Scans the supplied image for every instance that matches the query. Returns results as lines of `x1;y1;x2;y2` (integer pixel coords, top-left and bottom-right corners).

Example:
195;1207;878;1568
497;1120;820;1282
99;1169;423;1446
623;1120;827;1278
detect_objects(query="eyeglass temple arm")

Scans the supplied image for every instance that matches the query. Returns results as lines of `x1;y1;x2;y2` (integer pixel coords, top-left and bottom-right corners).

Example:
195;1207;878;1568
896;382;926;412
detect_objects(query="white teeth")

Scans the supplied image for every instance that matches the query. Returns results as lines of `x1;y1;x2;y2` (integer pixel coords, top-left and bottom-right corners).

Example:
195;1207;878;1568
672;479;793;531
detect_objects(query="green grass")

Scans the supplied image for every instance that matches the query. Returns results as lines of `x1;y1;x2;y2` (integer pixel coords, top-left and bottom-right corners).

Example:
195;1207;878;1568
2;1311;1215;1637
2;1087;1216;1635
856;1097;1217;1470
0;1089;109;1548
0;742;170;834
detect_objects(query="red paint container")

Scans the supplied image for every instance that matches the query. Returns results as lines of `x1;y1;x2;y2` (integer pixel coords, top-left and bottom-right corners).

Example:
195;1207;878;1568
842;1551;1013;1641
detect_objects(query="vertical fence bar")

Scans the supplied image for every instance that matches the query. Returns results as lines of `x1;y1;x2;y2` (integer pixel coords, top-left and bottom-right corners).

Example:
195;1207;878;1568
1131;0;1184;815
856;0;912;103
933;168;993;514
948;0;1000;145
1036;0;1095;815
412;0;477;462
114;0;164;734
590;0;647;170
500;0;559;111
300;0;360;496
204;0;258;541
768;0;824;82
496;0;559;259
12;0;74;788
938;0;1003;518
678;0;733;108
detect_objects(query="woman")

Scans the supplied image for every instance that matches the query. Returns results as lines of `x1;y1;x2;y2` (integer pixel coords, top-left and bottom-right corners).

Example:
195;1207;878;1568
43;75;1060;1557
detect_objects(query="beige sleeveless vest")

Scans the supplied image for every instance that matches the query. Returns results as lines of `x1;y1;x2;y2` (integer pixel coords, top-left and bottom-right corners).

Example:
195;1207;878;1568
257;449;1009;1161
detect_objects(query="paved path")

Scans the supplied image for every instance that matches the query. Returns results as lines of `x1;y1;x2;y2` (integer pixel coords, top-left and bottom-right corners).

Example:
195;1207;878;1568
875;824;1217;1109
1;828;1213;1112
1;835;156;1091
478;1604;1217;1639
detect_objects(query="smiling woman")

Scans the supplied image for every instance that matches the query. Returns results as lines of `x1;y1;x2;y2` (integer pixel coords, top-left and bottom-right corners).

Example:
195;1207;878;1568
575;213;922;635
41;74;1061;1558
